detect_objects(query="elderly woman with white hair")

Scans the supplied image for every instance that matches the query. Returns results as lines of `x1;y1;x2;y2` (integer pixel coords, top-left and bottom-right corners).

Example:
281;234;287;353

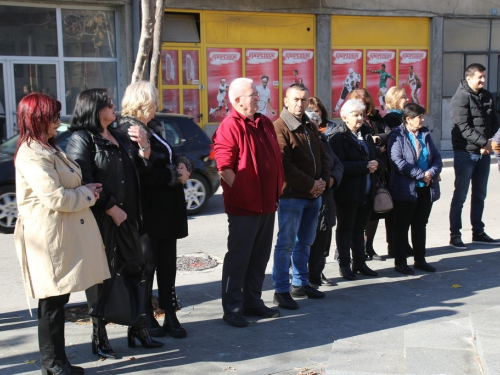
329;99;381;280
119;81;192;339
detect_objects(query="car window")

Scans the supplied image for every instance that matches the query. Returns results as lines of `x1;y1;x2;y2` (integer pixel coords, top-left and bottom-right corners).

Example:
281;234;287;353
0;123;69;156
160;120;182;145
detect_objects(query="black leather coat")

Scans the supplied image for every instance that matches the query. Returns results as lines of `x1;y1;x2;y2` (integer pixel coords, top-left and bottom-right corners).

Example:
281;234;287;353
66;127;151;270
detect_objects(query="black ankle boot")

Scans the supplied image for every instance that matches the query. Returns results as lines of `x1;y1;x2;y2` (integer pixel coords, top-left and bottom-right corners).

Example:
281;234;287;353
91;324;118;359
163;309;187;338
127;326;164;348
40;362;72;375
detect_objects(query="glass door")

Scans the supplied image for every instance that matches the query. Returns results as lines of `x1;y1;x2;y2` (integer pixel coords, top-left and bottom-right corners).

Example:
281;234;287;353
159;47;202;125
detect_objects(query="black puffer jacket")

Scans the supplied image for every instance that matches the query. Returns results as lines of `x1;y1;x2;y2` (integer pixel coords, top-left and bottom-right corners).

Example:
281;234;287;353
119;116;192;240
451;79;499;154
329;122;381;205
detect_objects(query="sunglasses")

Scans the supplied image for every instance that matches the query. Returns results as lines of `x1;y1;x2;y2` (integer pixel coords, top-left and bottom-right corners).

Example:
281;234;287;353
52;112;61;122
108;99;114;108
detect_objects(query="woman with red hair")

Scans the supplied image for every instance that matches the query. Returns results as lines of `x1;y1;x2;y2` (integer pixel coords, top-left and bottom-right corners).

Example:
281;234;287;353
14;93;109;375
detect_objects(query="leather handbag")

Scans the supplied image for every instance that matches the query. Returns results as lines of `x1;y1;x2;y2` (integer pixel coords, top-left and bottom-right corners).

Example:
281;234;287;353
373;176;393;213
90;260;149;327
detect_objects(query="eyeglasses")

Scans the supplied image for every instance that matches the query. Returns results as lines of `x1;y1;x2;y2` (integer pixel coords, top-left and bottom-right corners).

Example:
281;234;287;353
240;92;260;99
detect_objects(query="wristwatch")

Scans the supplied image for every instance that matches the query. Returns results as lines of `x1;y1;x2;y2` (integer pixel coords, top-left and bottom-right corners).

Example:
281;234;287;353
139;139;150;152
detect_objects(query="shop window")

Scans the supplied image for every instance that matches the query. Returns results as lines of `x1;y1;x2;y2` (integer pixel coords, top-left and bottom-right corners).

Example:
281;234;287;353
443;53;464;97
64;62;117;113
0;6;58;56
62;9;116;58
162;13;200;43
444;19;489;52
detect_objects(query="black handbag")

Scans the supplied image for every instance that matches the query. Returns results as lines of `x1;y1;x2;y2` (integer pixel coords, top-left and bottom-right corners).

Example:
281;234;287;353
90;261;150;327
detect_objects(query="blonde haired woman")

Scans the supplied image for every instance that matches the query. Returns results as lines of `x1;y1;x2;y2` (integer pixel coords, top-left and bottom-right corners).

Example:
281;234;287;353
383;86;409;129
119;81;192;339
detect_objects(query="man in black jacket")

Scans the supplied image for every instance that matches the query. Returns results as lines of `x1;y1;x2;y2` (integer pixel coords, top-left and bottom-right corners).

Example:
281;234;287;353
449;63;500;249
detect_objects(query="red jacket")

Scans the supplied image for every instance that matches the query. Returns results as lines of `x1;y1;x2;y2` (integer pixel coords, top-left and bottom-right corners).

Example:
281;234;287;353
212;109;284;215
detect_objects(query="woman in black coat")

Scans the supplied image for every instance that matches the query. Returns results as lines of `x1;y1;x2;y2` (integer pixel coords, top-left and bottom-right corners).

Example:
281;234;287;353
329;99;381;280
119;81;192;339
305;108;344;286
66;88;163;359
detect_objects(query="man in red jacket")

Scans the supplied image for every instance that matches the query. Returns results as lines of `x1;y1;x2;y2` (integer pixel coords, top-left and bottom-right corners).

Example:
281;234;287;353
212;77;285;328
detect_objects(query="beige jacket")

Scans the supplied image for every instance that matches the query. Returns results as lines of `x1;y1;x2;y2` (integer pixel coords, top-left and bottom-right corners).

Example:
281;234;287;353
14;141;110;300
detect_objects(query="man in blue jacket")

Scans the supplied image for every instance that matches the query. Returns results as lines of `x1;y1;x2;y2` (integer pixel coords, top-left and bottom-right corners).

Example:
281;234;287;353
449;63;500;249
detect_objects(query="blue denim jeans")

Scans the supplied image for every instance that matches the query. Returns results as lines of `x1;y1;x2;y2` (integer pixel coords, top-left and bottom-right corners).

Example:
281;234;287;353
449;150;490;236
272;197;321;293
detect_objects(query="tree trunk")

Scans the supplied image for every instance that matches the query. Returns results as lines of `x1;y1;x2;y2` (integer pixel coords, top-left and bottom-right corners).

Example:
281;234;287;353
149;0;165;87
131;0;155;83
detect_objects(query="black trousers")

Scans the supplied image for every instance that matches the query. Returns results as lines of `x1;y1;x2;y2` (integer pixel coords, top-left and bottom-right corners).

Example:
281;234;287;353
336;201;371;268
222;213;275;313
38;294;70;368
308;228;332;282
392;186;433;266
141;234;178;311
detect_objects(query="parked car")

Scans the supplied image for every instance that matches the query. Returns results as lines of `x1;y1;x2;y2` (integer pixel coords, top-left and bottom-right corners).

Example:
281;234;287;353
0;113;220;233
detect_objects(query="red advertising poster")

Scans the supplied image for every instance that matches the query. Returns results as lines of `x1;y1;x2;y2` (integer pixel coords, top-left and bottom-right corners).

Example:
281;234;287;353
245;48;279;121
366;50;396;114
399;50;428;111
282;49;315;100
206;48;242;122
182;50;199;85
162;89;179;114
183;89;200;121
161;50;179;86
332;49;363;117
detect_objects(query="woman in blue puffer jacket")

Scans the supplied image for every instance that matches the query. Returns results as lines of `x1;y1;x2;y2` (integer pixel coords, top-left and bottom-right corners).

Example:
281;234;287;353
388;102;442;275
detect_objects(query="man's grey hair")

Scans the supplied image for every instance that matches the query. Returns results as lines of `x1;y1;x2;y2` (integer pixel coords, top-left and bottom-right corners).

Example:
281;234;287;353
228;77;253;105
340;99;365;118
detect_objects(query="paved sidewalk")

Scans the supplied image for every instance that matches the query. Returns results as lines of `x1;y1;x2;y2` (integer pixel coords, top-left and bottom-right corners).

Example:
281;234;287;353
1;163;499;375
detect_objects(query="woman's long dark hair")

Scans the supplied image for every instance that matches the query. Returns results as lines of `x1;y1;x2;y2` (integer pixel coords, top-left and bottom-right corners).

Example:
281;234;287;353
69;88;111;134
15;93;61;161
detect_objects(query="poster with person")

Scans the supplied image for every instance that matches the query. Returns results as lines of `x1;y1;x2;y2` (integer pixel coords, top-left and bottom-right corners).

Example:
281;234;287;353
282;49;315;99
245;48;279;121
399;50;428;110
162;50;179;86
206;48;242;122
331;49;363;117
366;50;396;114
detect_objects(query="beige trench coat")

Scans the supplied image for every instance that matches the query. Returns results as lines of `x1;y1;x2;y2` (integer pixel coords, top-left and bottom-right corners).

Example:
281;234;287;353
14;141;110;300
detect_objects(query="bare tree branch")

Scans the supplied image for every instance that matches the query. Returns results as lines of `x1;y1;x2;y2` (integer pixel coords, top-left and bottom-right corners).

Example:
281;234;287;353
131;0;154;83
150;0;165;87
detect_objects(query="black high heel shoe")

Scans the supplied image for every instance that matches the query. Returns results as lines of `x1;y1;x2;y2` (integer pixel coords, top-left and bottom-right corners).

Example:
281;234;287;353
91;327;118;359
163;309;187;338
127;326;164;348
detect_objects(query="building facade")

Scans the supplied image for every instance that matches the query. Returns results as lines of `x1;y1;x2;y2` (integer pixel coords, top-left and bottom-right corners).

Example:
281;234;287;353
1;0;499;150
